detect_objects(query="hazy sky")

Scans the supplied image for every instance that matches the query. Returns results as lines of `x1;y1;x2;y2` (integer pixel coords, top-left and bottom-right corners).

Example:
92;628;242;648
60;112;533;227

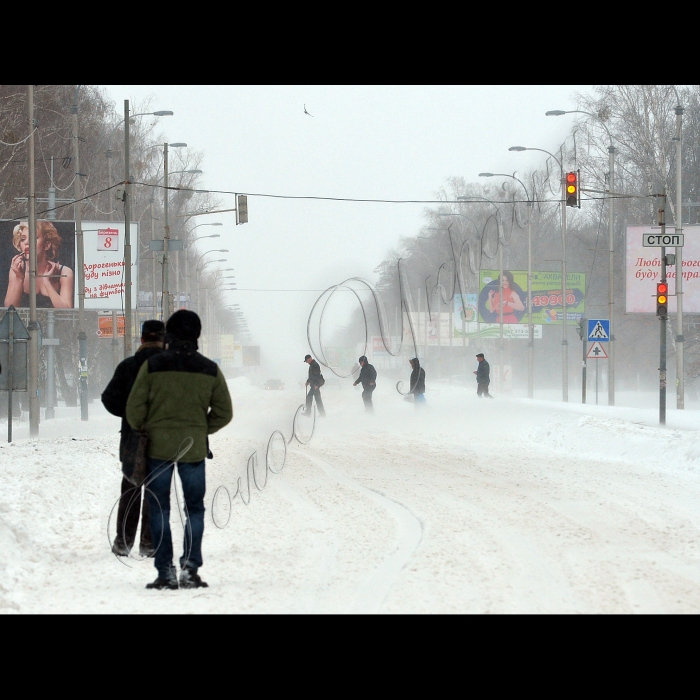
102;85;593;379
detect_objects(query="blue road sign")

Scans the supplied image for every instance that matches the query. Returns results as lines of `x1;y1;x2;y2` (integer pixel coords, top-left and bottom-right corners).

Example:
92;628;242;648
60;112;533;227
588;319;610;342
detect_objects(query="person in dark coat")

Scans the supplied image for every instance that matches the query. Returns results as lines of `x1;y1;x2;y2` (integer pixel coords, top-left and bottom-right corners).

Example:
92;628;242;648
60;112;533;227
408;357;426;405
101;320;166;557
474;353;493;398
304;354;326;417
353;355;377;412
127;310;233;590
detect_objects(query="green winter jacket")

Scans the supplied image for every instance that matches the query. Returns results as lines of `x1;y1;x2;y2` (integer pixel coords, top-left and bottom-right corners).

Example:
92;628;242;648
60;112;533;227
126;340;233;462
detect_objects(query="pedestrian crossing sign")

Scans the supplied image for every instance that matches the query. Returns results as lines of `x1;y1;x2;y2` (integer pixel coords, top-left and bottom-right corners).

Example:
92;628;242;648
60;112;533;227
587;319;610;342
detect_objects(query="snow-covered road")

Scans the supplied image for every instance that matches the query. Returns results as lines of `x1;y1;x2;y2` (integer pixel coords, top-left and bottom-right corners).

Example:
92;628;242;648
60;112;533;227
2;377;700;613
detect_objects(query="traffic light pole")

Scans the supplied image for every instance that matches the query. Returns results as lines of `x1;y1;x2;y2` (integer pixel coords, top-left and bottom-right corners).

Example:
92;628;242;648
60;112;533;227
579;318;587;404
608;145;616;407
561;176;568;403
659;192;667;426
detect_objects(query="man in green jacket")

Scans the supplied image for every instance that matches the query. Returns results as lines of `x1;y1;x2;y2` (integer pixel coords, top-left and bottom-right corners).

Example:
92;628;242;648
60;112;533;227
126;309;233;590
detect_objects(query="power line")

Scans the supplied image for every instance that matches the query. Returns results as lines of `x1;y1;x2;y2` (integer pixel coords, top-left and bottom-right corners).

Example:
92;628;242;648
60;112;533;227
135;182;648;206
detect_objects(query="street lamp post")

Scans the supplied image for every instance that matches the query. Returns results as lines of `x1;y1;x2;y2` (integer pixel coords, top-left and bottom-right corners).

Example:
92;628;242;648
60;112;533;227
437;212;482;372
183;223;222;309
147;168;201;315
479;172;535;398
68;87;90;420
119;103;173;356
457;196;506;393
27;85;40;435
547;109;617;406
162;142;188;319
672;91;685;409
509;146;569;402
195;254;229;314
198;264;230;354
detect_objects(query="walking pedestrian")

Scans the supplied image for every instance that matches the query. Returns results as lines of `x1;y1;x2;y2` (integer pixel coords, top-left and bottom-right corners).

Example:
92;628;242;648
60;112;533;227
353;355;377;412
408;357;426;406
101;320;166;558
126;310;233;590
474;353;493;398
304;354;326;417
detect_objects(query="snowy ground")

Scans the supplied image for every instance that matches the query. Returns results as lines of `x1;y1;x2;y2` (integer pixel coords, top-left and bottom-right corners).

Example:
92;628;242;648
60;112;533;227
2;376;700;614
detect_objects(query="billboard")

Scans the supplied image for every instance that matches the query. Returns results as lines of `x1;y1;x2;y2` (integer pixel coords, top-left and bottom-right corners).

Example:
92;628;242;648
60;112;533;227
479;269;585;324
242;345;260;366
82;222;138;310
401;312;453;345
626;225;700;313
454;294;542;339
0;219;76;309
96;313;125;338
325;346;357;367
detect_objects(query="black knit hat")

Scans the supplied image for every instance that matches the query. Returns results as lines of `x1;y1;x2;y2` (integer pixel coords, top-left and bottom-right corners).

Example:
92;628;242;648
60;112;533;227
358;355;367;363
141;319;165;341
304;354;312;362
166;309;201;341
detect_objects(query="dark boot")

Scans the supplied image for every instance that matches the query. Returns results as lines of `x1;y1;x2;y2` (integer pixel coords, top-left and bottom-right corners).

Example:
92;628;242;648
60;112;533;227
146;566;178;590
179;567;208;589
112;539;130;557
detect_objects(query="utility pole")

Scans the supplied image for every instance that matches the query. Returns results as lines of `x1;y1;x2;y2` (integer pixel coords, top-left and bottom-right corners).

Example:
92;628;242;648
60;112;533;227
27;85;40;436
674;102;684;409
72;89;88;420
579;317;587;404
608;144;616;406
123;100;133;357
498;235;504;392
150;197;158;316
163;142;172;319
527;205;533;399
561;173;569;402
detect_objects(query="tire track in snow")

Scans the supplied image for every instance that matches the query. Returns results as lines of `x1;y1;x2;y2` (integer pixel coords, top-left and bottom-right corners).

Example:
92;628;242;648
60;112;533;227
294;449;423;614
272;476;340;613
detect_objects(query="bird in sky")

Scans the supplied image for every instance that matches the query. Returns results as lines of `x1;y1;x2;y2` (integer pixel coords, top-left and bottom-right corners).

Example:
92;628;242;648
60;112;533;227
304;104;314;117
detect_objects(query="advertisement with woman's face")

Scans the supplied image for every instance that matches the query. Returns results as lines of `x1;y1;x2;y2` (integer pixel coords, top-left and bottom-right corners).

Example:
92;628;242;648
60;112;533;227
0;220;76;309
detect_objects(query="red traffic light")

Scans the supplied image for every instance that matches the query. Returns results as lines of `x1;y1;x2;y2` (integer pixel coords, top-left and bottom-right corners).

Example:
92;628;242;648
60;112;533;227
657;281;669;316
565;171;579;207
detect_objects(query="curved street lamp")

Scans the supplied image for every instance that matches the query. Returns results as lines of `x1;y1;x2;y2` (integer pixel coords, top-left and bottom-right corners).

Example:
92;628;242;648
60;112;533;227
480;172;535;398
509;145;569;403
457;195;509;389
195;252;228;314
546;108;618;407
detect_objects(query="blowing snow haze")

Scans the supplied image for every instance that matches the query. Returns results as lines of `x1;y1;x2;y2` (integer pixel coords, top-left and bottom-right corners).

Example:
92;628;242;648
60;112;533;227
2;85;700;613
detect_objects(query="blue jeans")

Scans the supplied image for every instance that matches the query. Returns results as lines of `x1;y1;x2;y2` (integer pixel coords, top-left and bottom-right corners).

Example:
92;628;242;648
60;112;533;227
145;457;206;578
414;393;426;405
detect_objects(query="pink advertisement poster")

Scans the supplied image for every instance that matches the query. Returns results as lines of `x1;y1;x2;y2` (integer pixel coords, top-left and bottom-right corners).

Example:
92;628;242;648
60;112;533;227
626;225;700;313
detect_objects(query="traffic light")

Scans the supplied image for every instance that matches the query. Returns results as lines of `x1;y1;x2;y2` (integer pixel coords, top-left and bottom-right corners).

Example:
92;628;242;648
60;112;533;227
236;194;248;225
565;171;579;207
577;317;586;340
657;282;668;317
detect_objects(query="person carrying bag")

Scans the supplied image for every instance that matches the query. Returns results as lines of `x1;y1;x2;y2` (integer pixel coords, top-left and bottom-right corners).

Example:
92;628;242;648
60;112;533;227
101;320;166;557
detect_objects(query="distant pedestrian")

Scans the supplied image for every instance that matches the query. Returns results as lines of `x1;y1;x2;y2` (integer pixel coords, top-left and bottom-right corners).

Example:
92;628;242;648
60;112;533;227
101;320;166;558
304;354;326;417
408;357;426;406
126;310;233;590
474;353;493;398
353;355;377;412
